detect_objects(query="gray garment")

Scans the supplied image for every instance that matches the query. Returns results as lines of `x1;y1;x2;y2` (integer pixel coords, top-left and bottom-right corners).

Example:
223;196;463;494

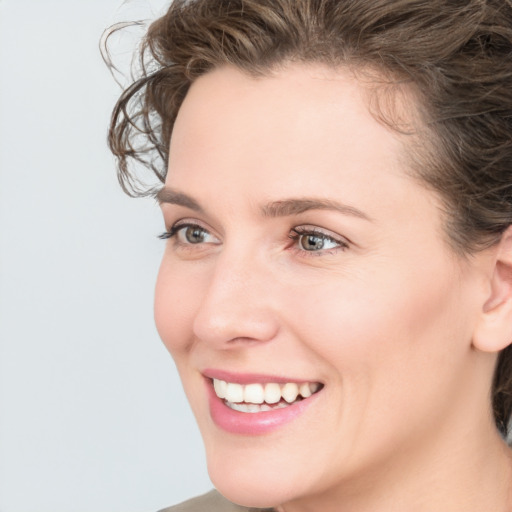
159;490;276;512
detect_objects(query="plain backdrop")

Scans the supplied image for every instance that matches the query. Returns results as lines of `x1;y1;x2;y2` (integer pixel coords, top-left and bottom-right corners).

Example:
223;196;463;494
0;1;212;511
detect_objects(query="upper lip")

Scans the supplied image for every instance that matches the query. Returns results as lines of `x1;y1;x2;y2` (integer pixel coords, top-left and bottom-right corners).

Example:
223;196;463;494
202;368;322;385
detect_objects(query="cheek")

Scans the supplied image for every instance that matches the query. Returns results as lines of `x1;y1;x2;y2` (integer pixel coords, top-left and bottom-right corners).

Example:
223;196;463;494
284;258;472;415
154;257;202;357
294;250;465;352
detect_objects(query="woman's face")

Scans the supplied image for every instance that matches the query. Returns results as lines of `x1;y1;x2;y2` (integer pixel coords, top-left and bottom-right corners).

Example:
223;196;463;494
155;64;490;507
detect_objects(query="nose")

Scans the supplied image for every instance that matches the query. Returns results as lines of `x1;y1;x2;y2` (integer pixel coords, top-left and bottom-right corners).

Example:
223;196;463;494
192;249;280;348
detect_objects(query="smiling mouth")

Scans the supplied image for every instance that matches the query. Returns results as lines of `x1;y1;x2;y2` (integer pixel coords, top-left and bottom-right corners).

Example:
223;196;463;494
212;378;323;413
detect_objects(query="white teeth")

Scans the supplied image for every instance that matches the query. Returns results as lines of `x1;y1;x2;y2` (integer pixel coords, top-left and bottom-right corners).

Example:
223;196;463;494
226;401;289;413
213;379;227;399
228;402;257;413
244;383;264;404
225;382;244;403
213;378;322;407
310;382;321;393
282;382;299;403
299;382;312;398
264;383;282;404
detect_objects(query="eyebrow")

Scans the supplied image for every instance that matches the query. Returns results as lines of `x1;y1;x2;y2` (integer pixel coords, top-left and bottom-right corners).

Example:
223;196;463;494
262;198;372;221
155;187;204;213
155;187;372;221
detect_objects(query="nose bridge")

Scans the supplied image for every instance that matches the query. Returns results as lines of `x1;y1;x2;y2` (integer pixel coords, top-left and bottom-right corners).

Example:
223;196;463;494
192;244;278;346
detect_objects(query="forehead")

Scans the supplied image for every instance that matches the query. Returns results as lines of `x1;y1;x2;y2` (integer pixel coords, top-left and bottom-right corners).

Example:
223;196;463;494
171;63;409;151
173;65;411;165
167;64;422;209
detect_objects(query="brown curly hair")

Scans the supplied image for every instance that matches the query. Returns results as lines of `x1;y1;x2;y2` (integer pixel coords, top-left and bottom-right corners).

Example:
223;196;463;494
106;0;512;438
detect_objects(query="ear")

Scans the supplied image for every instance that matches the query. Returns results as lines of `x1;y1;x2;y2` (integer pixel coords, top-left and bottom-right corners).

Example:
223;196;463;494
472;226;512;353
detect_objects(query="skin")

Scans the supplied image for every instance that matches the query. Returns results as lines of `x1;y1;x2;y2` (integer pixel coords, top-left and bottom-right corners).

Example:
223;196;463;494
154;64;512;512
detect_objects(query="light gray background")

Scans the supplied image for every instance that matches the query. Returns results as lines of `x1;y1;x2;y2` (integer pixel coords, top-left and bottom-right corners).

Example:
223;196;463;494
0;1;211;511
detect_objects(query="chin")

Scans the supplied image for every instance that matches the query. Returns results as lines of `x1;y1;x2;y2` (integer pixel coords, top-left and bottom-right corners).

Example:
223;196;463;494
211;478;289;509
205;450;301;509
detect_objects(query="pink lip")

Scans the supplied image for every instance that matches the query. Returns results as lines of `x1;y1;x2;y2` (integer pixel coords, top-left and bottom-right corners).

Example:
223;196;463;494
204;372;322;435
203;368;316;385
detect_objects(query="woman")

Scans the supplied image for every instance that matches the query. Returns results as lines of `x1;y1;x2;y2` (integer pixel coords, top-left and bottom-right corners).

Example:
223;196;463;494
107;0;512;510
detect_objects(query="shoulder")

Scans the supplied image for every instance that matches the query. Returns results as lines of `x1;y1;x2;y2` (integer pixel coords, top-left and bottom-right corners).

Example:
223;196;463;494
158;490;275;512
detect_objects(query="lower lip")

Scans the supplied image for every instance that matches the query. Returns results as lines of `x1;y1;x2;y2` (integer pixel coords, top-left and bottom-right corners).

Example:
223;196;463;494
206;380;320;435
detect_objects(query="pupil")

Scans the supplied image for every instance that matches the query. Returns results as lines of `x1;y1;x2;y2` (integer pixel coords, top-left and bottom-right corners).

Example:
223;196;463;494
186;227;204;243
302;235;324;251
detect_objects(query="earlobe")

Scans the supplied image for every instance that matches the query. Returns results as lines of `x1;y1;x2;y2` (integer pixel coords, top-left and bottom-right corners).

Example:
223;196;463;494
473;227;512;353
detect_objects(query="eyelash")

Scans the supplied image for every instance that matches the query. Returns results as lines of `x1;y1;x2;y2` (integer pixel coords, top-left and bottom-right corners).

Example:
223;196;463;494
158;222;217;249
158;223;349;255
158;224;192;240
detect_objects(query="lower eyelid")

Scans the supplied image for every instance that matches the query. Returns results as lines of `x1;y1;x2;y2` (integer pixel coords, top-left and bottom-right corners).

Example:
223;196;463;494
289;245;346;259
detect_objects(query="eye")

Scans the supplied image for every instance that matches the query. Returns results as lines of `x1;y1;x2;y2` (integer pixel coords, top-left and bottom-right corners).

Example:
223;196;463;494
178;225;210;244
159;222;220;245
289;227;348;253
297;233;338;251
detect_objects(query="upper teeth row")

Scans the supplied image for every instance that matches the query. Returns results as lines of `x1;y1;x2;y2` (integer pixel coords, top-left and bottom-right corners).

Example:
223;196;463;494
213;379;321;404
